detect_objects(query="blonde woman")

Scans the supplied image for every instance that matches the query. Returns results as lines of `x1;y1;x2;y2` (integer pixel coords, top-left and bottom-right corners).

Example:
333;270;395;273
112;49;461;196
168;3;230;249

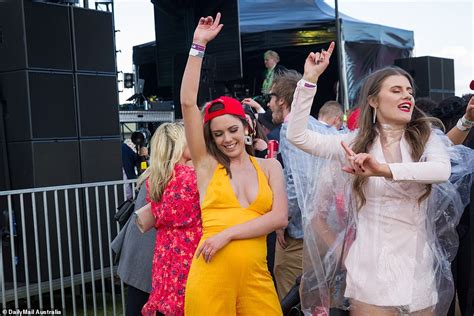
140;122;201;316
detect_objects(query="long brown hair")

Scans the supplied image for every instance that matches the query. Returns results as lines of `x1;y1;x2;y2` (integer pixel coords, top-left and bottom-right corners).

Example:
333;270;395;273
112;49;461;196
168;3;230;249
350;66;442;209
203;103;254;178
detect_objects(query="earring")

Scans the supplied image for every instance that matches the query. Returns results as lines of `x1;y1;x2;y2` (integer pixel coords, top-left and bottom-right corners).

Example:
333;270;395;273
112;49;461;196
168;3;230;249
244;135;253;145
372;108;377;124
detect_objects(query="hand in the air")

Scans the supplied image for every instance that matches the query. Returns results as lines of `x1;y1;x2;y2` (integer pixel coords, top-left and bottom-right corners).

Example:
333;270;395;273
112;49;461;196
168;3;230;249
193;13;224;46
341;141;391;178
303;42;335;84
242;98;264;113
464;96;474;122
195;230;231;263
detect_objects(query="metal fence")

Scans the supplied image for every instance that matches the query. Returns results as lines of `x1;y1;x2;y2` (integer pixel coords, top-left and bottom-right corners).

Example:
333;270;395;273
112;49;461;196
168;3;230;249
0;179;137;315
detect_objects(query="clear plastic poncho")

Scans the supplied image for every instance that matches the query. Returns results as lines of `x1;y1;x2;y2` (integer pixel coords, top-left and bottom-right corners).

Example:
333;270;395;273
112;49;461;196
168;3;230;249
286;127;474;316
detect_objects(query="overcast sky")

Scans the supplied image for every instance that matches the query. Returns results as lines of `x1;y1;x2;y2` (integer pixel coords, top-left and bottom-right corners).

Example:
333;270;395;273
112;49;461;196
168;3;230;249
333;0;473;97
102;0;473;103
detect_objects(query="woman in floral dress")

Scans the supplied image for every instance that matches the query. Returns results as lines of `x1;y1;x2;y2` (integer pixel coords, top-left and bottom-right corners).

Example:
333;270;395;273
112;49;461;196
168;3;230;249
140;122;201;316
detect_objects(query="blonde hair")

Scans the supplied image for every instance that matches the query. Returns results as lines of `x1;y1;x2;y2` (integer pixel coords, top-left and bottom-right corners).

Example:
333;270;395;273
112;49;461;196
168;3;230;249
136;122;187;202
264;50;280;62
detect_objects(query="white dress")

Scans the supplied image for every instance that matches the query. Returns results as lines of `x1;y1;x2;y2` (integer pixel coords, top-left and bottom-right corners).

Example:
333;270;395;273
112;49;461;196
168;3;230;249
343;132;445;311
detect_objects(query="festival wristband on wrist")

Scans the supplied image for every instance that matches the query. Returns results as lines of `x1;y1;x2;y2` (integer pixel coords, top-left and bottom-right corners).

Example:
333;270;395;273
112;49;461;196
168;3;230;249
189;42;206;58
456;116;473;131
461;115;473;126
300;79;317;89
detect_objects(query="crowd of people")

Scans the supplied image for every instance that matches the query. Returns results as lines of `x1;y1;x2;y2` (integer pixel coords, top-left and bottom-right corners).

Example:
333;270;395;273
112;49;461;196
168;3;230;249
113;12;474;316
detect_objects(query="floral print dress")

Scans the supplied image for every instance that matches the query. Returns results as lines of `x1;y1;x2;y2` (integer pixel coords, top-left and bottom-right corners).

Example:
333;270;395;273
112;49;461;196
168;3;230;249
141;164;202;316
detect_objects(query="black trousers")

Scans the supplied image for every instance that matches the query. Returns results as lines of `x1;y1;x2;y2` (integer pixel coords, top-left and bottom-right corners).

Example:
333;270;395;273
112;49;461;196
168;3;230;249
448;198;474;316
126;284;163;316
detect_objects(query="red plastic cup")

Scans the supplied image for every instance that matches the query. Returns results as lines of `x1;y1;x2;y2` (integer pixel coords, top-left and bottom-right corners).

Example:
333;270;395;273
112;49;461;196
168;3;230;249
267;140;279;159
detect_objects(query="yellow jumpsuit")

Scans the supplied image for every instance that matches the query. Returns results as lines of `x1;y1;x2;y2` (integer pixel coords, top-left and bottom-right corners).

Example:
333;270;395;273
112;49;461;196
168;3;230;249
185;156;282;315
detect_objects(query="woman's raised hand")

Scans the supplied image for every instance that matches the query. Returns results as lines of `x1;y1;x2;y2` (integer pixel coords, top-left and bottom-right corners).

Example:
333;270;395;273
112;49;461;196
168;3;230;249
193;13;224;46
464;96;474;121
242;98;263;112
341;141;392;178
303;41;335;84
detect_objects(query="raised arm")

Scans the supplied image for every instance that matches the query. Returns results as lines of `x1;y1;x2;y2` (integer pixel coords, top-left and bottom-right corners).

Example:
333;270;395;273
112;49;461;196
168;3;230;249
196;159;288;262
287;80;349;159
287;42;351;159
242;98;266;114
446;96;474;145
180;13;223;167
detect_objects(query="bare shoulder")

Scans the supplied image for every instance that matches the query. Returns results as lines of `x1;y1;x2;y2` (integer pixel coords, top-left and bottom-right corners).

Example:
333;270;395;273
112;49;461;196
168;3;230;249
255;157;283;179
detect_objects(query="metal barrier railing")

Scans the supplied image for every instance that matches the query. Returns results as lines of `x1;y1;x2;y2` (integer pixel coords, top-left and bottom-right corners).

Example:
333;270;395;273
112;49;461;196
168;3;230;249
0;179;137;315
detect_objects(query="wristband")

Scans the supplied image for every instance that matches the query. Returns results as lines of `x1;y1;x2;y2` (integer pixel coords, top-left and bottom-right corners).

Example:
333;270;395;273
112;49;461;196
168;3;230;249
460;115;473;127
300;79;317;89
456;117;472;132
189;42;206;58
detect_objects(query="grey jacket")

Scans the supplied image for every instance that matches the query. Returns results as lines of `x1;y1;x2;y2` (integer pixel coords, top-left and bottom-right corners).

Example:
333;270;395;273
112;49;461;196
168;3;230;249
111;185;156;293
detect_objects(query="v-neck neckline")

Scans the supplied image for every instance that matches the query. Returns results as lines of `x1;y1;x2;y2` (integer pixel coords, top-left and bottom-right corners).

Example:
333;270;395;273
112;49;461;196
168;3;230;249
227;156;261;209
374;133;410;164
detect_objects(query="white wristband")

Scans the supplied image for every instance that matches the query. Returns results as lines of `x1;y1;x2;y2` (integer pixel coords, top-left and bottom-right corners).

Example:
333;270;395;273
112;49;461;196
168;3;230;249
460;115;473;127
456;118;472;132
189;48;204;58
189;43;206;58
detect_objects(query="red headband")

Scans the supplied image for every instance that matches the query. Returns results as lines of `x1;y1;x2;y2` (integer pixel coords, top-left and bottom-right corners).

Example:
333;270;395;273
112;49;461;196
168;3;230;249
203;96;246;123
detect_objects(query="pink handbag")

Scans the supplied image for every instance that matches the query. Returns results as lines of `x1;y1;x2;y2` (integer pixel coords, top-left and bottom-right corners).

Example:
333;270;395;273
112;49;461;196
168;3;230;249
134;203;155;233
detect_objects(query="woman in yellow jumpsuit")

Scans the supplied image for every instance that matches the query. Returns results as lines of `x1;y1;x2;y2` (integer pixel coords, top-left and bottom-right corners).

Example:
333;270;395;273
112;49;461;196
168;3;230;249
180;13;288;316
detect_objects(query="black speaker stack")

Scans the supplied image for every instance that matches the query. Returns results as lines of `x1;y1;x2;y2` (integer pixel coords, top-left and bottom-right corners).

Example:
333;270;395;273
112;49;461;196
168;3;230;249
151;0;242;116
394;56;455;103
0;0;124;290
0;0;122;191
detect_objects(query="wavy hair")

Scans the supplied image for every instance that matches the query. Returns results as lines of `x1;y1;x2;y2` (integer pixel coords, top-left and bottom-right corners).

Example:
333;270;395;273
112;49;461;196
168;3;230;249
137;122;187;202
350;66;442;209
